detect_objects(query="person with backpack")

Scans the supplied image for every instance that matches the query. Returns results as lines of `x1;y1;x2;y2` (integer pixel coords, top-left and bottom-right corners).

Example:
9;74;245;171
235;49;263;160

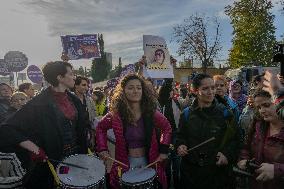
176;73;240;189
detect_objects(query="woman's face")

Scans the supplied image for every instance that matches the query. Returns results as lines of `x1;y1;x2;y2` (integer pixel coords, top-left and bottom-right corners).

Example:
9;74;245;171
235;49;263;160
92;94;98;101
124;79;142;103
11;94;28;110
254;96;278;122
231;82;242;94
214;79;227;97
57;67;75;89
196;78;216;104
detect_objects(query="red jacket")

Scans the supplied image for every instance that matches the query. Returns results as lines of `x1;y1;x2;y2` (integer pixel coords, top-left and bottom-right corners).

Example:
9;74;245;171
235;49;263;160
96;111;172;189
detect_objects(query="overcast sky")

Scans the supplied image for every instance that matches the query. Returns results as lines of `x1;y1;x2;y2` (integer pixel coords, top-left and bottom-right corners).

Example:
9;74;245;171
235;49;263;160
0;0;283;70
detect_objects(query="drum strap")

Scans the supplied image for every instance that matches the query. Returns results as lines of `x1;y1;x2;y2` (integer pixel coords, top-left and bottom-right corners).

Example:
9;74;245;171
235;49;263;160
47;160;60;186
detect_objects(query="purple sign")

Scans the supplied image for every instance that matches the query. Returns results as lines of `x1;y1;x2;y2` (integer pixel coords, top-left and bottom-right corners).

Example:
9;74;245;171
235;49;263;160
0;59;10;76
61;34;101;60
27;65;43;84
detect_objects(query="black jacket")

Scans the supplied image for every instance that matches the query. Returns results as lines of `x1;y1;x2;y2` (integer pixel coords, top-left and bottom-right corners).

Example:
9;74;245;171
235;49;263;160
0;88;89;188
176;99;240;189
0;98;11;122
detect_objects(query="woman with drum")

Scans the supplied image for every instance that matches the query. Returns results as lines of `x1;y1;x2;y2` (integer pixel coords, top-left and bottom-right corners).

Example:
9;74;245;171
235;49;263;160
96;74;172;189
176;73;240;189
0;61;89;188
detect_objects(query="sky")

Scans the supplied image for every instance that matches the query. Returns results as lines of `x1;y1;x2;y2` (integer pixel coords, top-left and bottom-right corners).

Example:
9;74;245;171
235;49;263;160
0;0;283;71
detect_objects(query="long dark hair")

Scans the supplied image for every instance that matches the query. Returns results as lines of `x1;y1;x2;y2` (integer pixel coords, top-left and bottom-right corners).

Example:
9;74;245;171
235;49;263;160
158;78;173;107
246;89;271;145
110;74;157;124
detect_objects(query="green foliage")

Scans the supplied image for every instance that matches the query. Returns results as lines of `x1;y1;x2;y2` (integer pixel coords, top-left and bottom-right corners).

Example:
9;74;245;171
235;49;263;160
91;34;111;82
225;0;277;68
109;59;123;78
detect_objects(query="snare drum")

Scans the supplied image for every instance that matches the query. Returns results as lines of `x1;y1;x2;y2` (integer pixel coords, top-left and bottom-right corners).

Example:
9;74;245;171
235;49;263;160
121;168;156;189
56;154;105;189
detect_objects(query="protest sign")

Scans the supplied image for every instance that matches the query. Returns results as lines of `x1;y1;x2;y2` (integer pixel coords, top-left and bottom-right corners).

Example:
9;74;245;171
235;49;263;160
4;51;28;72
27;65;43;84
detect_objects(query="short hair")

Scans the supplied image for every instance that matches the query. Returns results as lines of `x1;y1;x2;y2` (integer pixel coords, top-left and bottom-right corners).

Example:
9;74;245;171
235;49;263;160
213;75;227;85
74;76;89;86
42;61;73;87
192;73;212;89
18;83;32;92
252;74;264;84
253;89;271;99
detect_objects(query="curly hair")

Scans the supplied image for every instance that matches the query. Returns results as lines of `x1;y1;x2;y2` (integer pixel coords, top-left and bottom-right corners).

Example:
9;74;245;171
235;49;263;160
110;74;157;124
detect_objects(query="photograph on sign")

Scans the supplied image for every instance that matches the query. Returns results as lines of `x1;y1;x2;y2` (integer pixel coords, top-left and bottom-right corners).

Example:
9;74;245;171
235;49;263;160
61;34;101;60
143;35;173;78
4;51;28;72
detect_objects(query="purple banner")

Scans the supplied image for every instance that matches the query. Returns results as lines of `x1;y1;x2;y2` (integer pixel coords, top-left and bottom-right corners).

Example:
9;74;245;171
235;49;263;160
61;34;101;60
27;65;43;84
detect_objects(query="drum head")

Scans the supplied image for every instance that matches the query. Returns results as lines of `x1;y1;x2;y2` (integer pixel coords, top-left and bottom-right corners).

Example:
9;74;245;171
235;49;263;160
56;154;105;187
121;168;156;184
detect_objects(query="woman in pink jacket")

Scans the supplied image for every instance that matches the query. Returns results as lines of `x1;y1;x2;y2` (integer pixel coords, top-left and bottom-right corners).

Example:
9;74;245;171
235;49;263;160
96;74;172;189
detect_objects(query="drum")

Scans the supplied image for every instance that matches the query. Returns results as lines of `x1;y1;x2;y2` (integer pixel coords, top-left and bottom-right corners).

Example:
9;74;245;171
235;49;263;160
56;154;105;189
121;168;156;189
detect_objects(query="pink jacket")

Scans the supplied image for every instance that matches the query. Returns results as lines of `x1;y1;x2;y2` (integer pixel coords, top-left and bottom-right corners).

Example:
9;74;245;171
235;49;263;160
96;111;172;189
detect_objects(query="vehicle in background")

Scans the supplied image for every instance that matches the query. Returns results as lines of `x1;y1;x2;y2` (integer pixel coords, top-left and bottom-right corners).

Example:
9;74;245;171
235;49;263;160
225;66;279;82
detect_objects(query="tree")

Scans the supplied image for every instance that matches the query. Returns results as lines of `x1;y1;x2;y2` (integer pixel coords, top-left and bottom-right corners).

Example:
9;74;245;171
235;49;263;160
225;0;276;68
91;34;111;82
108;57;123;78
172;14;222;73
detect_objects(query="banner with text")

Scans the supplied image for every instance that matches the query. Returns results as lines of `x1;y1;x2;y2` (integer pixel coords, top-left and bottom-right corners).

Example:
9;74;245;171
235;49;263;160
61;34;101;60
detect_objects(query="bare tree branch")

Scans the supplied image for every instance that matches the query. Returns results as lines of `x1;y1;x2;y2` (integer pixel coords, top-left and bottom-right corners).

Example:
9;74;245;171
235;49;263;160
172;14;222;73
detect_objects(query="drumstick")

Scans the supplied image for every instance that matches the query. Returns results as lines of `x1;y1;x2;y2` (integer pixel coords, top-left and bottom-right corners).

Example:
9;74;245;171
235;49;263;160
105;156;128;168
186;137;215;152
47;160;60;185
48;158;89;170
144;160;160;169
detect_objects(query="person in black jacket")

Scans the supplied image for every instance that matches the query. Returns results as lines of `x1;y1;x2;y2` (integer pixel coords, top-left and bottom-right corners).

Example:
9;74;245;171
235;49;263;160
158;78;181;189
0;92;29;123
0;61;89;189
176;73;240;189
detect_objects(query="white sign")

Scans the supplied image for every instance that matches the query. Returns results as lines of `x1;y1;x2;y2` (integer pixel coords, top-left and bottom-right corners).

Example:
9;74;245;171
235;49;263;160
143;35;173;78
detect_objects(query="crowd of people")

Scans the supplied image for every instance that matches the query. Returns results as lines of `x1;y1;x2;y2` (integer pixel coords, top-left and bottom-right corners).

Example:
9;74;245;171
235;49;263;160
0;60;283;189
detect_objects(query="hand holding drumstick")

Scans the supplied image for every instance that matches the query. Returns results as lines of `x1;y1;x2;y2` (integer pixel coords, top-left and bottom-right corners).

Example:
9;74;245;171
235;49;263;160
177;137;216;157
98;151;128;168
